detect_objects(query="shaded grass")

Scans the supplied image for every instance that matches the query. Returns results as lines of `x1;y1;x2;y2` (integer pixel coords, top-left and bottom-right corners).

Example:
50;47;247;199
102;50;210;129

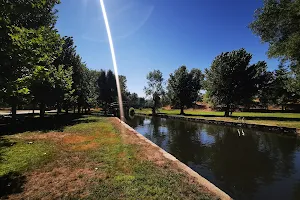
136;109;300;129
0;115;214;199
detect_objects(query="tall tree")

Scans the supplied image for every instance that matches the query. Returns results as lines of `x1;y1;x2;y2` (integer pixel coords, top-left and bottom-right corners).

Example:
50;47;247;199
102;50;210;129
53;36;77;113
128;93;139;107
249;0;300;71
97;70;117;115
0;0;61;119
257;71;275;109
205;49;267;116
144;70;164;115
273;64;296;110
168;66;203;115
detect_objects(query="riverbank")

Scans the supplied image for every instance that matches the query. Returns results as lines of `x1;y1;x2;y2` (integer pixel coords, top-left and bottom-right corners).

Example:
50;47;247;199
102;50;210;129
0;115;223;199
136;109;300;136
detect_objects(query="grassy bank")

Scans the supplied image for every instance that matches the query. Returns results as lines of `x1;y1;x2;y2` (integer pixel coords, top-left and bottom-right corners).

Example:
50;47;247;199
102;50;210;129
136;109;300;129
0;115;215;199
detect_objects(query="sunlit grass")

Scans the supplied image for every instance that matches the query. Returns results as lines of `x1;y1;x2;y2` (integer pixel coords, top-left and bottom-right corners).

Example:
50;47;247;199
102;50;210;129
0;139;54;176
0;116;213;199
136;109;300;128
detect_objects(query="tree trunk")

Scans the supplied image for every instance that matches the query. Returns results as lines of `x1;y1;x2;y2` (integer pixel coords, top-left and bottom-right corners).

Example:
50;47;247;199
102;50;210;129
40;102;45;118
78;104;81;114
57;101;61;115
180;106;185;115
32;102;35;114
281;105;284;111
73;106;76;114
224;104;230;117
152;107;156;116
11;97;17;121
65;107;69;114
104;103;107;116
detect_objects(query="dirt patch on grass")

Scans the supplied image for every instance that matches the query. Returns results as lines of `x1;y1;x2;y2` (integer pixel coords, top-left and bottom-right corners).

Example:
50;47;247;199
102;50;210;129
14;132;70;142
10;166;104;200
62;135;95;144
73;142;99;151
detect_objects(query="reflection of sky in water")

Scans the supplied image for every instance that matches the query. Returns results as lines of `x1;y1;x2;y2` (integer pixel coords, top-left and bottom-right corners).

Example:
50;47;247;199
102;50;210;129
199;130;215;146
159;126;167;134
143;119;151;125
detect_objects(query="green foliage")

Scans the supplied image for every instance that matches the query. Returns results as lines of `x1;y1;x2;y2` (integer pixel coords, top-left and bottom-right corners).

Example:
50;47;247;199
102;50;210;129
128;93;139;107
97;70;123;113
0;0;61;117
168;66;203;114
144;70;164;114
205;49;268;116
249;0;300;71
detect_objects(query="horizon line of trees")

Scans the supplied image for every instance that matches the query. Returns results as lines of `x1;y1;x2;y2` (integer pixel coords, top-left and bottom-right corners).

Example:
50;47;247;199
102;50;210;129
143;48;300;116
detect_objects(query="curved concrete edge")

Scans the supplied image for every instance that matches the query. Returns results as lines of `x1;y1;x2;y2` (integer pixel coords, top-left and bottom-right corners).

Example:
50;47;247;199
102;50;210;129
119;119;232;200
136;113;298;137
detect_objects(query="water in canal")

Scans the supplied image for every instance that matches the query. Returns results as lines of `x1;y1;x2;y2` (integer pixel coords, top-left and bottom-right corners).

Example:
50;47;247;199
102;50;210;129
126;116;300;200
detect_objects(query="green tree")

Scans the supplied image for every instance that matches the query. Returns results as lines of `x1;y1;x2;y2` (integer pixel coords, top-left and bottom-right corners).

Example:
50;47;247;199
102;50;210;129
128;93;139;107
257;71;275;109
168;66;203;115
205;49;267;116
249;0;300;71
0;0;60;119
53;36;77;113
144;70;164;115
86;70;100;111
138;97;145;108
97;70;117;115
273;64;296;110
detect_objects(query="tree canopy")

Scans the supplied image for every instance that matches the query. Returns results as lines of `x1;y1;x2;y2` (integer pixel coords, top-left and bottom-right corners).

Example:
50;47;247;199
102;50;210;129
249;0;300;71
205;49;268;116
168;66;203;115
144;70;164;115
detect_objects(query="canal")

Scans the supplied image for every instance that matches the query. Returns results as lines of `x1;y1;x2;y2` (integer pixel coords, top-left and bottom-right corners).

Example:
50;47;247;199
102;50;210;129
127;116;300;200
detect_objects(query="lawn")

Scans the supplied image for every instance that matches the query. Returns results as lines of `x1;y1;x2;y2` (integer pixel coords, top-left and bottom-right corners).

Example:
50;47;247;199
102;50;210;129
136;109;300;129
0;115;215;199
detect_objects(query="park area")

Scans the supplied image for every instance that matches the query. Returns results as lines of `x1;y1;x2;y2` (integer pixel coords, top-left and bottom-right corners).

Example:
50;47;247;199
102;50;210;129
0;114;216;199
136;109;300;129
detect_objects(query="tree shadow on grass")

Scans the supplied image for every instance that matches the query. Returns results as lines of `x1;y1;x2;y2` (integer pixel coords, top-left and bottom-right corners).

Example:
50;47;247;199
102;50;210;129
0;172;26;198
0;114;99;136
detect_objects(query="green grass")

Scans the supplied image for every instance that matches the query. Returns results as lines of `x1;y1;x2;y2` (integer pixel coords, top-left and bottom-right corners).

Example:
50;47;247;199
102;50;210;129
136;109;300;129
0;138;55;177
137;108;300;118
0;115;214;199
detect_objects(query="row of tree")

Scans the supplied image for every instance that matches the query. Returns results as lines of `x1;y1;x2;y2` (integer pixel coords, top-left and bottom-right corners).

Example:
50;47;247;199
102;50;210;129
0;1;96;119
0;0;147;120
143;48;300;116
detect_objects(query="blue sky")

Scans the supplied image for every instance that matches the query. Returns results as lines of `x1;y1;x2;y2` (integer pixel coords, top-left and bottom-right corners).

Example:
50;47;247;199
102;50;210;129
55;0;279;97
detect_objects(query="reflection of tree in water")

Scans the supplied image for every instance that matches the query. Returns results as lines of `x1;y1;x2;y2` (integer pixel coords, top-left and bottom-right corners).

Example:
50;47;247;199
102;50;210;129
126;116;147;128
143;117;167;148
166;119;201;164
293;180;300;200
205;127;299;199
